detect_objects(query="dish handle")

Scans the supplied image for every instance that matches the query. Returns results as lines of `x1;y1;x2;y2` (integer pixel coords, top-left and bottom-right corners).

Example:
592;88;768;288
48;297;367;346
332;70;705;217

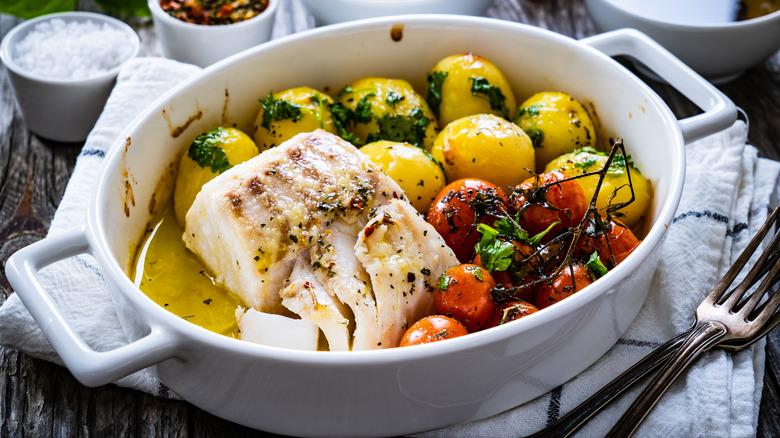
4;228;180;387
580;28;737;143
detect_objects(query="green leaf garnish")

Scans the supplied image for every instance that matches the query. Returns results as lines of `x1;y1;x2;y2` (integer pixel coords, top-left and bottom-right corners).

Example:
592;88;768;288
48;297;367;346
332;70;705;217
425;70;448;119
573;147;640;176
586;251;608;280
526;127;545;148
187;127;233;174
438;274;453;291
469;76;509;119
474;224;515;272
385;91;404;108
258;91;305;130
365;108;431;147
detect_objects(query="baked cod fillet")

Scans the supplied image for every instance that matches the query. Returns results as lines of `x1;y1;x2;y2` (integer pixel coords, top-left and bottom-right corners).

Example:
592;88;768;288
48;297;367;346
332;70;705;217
184;130;457;350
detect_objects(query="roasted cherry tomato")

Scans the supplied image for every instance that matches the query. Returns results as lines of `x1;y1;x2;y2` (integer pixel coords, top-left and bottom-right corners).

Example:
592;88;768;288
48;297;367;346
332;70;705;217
575;219;640;268
489;300;539;327
398;315;468;347
474;239;541;304
434;264;498;332
534;263;592;310
512;170;587;238
427;178;509;263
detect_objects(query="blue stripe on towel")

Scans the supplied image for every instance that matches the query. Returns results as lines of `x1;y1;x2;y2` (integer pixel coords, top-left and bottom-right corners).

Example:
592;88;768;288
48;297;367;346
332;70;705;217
79;148;106;159
671;209;748;238
672;209;729;224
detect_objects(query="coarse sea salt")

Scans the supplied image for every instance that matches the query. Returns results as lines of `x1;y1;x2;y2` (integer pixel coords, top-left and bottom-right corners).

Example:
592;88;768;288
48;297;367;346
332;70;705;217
12;18;133;81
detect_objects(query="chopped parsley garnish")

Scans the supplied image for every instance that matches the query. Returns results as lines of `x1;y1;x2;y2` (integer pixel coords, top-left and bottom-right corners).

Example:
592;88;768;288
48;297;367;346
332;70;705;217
526;103;544;117
432;329;451;341
187;127;233;174
474;224;515;272
586;251;608;280
469;76;509;119
309;94;327;128
258;91;305;130
573;147;640;176
526;127;545;148
385;91;404;108
472;266;484;281
330;89;377;145
366;108;431;147
425;70;448;119
574;155;600;172
438;274;453;290
351;94;376;124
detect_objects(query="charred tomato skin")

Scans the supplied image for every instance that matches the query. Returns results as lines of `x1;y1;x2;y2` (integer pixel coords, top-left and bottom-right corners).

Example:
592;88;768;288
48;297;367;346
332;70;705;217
426;178;509;263
399;315;468;347
489;300;539;327
512;170;587;238
575;219;640;268
434;263;498;332
534;263;593;310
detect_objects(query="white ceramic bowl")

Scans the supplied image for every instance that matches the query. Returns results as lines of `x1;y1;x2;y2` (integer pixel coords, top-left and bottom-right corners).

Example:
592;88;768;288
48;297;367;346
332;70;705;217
300;0;493;25
586;0;780;83
6;16;736;437
0;12;139;142
148;0;278;67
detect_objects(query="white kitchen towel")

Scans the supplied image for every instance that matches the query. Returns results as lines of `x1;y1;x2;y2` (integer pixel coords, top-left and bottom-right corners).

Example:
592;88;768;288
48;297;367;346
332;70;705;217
1;55;778;436
0;57;201;396
422;119;780;437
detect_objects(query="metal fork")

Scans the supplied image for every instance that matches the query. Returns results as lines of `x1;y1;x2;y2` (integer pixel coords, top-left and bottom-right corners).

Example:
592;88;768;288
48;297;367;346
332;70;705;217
529;302;780;438
604;202;780;436
528;202;780;438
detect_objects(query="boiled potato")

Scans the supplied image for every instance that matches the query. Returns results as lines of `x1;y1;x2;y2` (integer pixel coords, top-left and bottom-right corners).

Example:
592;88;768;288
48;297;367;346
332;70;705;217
254;87;337;151
430;114;534;190
515;91;596;172
426;53;517;128
545;147;651;227
360;140;446;213
335;77;438;149
174;127;258;226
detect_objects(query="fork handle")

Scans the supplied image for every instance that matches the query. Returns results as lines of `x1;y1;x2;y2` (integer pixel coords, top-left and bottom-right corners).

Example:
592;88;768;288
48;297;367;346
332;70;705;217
608;320;728;437
527;330;692;438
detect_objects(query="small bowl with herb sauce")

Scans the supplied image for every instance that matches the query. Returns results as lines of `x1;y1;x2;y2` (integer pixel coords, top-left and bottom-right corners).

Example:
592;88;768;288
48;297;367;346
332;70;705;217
149;0;278;67
585;0;780;83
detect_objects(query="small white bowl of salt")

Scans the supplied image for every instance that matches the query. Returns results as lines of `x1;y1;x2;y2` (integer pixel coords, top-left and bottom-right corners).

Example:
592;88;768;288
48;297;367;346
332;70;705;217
0;12;139;142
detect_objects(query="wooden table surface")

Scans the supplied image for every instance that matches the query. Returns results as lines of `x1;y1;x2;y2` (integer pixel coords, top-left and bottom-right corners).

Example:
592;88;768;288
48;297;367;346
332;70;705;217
1;0;779;436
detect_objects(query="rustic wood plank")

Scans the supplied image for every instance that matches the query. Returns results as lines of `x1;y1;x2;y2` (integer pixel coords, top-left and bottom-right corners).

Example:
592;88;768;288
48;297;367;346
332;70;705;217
0;0;778;436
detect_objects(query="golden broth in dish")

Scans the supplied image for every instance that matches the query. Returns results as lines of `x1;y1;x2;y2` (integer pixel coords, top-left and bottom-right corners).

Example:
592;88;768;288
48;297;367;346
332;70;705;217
133;207;241;337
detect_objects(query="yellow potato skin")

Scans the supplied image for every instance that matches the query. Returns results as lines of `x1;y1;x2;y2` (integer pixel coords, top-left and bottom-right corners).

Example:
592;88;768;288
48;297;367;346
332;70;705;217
545;149;651;227
174;127;259;226
431;114;534;190
254;87;337;152
429;53;517;128
360;140;446;213
337;77;438;149
515;91;596;172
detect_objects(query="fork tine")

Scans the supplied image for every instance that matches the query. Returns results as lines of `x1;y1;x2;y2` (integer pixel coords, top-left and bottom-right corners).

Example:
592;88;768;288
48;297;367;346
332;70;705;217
721;220;780;309
746;282;780;330
737;249;780;320
707;203;780;307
